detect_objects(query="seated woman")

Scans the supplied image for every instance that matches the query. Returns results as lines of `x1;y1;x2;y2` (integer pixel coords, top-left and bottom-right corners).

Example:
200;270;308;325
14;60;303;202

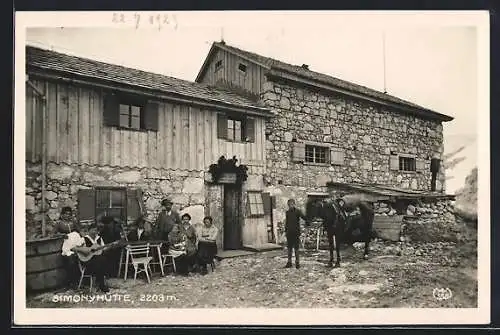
196;216;218;275
127;216;151;242
71;225;110;293
168;213;197;276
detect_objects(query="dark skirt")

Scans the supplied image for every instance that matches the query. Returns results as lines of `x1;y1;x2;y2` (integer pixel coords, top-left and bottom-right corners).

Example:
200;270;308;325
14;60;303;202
197;241;217;265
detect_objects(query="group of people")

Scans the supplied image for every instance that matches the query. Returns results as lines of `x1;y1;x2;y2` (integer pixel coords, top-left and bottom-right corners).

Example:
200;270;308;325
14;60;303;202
283;195;374;269
57;197;219;293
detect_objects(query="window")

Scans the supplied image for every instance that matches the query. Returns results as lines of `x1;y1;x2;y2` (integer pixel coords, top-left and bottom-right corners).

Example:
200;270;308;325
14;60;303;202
227;118;242;142
96;188;127;221
119;104;142;130
247;192;265;216
217;114;255;143
238;63;247;73
292;142;345;166
77;188;144;228
215;60;223;71
399;156;416;172
103;93;159;132
305;145;328;164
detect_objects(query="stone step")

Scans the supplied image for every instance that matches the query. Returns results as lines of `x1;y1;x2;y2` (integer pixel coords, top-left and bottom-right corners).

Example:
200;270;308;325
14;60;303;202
242;243;282;252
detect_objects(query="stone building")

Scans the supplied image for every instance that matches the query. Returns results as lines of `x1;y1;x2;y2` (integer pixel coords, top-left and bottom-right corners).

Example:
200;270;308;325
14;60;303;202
196;41;454;238
25;41;457;249
25;45;275;250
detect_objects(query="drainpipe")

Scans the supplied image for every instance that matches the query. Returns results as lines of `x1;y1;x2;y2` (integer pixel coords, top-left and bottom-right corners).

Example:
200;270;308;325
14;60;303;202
26;79;47;237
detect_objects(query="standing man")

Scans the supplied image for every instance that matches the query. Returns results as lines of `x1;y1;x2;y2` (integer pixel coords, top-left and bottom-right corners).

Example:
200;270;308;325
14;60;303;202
284;199;307;269
156;198;181;244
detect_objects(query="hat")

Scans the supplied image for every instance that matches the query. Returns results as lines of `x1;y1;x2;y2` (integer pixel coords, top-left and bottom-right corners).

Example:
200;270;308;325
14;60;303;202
181;213;191;220
161;198;173;206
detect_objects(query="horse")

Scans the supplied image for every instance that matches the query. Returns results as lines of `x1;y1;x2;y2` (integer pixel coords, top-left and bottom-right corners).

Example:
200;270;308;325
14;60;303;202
319;198;375;267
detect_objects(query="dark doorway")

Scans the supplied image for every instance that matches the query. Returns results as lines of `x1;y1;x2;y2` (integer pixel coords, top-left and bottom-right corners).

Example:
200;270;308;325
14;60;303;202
223;184;242;250
431;158;441;191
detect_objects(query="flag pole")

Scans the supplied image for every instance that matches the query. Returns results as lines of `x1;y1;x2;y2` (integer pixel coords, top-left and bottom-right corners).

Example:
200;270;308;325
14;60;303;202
382;31;387;94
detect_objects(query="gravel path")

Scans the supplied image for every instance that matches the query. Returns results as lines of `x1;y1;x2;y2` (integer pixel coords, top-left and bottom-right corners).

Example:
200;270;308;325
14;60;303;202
27;240;477;308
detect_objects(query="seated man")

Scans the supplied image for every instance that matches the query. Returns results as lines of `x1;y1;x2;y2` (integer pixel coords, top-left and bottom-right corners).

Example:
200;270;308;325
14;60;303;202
196;216;218;275
71;225;111;293
61;230;85;289
97;215;124;277
127;217;151;242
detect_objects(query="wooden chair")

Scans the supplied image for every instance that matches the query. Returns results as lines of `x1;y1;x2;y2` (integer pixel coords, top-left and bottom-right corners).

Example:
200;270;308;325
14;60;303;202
162;253;177;274
126;243;153;283
77;261;94;292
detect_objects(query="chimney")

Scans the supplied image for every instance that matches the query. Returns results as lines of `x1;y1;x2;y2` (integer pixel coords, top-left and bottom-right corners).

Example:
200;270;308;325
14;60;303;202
301;64;309;70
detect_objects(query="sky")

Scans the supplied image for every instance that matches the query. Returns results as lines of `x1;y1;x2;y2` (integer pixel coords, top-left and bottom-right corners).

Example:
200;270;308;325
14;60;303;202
24;11;482;193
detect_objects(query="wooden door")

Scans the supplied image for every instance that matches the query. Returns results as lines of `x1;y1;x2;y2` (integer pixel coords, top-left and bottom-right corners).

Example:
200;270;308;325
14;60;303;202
223;184;242;250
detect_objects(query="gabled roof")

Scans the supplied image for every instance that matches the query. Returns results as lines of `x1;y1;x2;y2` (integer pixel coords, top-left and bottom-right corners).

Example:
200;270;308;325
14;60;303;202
26;45;272;116
196;41;453;122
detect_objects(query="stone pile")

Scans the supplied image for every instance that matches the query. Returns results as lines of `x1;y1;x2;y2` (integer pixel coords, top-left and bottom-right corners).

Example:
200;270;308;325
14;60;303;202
402;200;473;243
373;202;398;216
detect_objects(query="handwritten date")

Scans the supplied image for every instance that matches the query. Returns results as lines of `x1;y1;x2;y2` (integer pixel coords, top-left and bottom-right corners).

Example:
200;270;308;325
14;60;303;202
112;12;178;31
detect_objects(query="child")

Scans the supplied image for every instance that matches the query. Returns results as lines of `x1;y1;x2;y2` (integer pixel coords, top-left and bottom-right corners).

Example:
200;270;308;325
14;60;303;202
284;199;307;269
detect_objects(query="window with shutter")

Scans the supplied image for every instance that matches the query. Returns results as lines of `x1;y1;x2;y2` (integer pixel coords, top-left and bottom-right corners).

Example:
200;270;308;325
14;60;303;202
330;147;345;165
77;189;96;226
95;188;127;224
105;93;156;132
292;142;306;163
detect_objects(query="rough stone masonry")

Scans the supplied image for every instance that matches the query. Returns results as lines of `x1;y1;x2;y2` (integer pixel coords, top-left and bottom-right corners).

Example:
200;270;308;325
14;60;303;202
26;162;207;239
260;80;447;226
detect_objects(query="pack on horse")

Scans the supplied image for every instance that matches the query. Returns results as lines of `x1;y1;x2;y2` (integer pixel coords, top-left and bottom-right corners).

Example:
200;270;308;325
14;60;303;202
319;195;375;267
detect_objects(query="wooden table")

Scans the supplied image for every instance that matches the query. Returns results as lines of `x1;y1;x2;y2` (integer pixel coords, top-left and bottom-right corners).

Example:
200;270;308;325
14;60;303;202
118;240;168;280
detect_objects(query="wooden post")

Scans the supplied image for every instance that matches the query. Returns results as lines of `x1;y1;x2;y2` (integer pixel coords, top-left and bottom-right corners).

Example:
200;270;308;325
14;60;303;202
41;84;48;237
27;79;48;237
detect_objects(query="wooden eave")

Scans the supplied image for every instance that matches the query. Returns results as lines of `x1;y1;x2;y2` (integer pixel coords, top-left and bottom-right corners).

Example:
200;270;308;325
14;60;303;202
28;66;274;119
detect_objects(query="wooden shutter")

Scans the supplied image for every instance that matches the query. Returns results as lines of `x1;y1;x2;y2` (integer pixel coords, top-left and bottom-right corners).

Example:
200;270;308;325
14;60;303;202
245;117;255;142
126;188;144;224
330;147;345;165
389;155;399;171
143;101;159;131
262;192;271;215
217;114;228;139
416;159;425;172
103;93;120;127
271;196;276;209
291;142;306;162
77;189;96;226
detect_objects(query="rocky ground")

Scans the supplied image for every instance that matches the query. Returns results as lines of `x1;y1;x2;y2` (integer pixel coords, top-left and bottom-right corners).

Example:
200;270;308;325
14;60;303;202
27;239;477;309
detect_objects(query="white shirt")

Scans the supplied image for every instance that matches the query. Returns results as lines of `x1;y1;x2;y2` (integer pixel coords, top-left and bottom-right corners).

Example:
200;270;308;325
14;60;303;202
137;228;144;240
85;234;105;247
61;232;85;256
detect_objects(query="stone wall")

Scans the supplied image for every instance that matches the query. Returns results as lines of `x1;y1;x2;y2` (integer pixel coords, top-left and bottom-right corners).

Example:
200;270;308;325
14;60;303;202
25;162;206;240
403;200;476;243
260;80;446;192
278;198;472;248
